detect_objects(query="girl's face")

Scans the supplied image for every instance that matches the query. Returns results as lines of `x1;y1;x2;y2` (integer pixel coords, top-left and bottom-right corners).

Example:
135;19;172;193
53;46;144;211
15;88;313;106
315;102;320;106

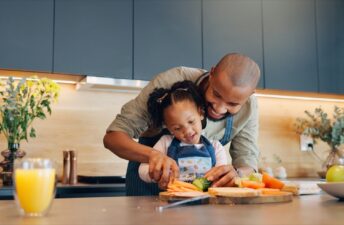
163;100;204;145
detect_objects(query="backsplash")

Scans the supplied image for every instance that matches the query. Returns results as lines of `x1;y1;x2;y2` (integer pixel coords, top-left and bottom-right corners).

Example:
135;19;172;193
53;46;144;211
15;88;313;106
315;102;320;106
0;83;343;178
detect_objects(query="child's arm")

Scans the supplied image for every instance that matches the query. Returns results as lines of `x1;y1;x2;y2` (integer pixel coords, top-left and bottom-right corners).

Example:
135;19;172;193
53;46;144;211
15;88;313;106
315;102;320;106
138;135;172;183
213;140;229;166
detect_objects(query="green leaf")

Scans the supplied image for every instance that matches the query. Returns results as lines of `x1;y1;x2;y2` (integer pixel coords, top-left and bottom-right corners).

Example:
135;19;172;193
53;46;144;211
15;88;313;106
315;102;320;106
29;128;36;138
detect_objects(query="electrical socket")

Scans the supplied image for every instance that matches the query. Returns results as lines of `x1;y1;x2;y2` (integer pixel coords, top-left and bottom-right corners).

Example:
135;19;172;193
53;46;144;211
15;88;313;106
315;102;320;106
300;134;313;151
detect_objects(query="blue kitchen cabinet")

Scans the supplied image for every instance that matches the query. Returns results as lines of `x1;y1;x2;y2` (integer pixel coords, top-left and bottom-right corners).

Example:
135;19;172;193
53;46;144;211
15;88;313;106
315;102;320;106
134;0;202;81
263;0;318;92
203;0;264;88
53;0;132;79
0;0;54;72
316;0;344;94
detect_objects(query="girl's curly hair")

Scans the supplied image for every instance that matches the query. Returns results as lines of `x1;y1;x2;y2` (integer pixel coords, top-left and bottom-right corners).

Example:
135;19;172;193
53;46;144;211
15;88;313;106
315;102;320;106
147;80;205;128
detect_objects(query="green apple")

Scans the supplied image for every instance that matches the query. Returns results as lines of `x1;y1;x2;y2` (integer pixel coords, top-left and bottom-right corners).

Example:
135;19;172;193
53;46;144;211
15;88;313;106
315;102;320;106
326;165;344;182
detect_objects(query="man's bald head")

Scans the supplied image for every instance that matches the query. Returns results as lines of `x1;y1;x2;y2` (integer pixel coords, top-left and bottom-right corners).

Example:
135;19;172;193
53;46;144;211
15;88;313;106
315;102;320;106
214;53;260;89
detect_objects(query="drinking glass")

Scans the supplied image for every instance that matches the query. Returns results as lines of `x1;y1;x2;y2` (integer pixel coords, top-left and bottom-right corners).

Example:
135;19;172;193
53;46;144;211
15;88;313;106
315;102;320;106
13;158;56;217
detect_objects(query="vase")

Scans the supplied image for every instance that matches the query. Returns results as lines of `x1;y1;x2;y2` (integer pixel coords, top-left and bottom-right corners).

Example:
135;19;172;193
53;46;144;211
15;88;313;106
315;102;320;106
318;148;344;179
0;143;26;186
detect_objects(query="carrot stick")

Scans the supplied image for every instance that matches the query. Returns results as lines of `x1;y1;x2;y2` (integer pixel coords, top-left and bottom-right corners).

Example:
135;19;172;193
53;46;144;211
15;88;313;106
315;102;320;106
241;180;265;189
262;172;285;189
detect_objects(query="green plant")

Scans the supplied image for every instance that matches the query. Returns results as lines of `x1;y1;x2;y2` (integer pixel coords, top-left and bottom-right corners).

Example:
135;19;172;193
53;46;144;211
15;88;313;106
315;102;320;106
295;106;344;149
0;76;60;145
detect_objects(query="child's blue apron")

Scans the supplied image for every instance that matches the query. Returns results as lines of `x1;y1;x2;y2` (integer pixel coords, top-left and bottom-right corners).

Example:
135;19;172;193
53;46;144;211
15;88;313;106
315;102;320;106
166;136;216;182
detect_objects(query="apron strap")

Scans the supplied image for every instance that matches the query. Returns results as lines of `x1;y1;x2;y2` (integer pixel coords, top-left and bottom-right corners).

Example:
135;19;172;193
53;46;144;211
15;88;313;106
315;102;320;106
219;115;233;146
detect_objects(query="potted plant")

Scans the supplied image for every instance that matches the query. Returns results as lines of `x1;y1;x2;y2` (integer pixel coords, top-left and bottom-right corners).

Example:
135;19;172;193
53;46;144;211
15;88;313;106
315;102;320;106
0;76;60;185
295;106;344;176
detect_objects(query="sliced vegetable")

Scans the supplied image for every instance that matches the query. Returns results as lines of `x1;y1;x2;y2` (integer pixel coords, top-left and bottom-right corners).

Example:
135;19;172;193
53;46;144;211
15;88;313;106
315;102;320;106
192;177;212;191
166;179;201;193
241;180;265;189
249;172;263;182
262;172;285;189
173;180;199;191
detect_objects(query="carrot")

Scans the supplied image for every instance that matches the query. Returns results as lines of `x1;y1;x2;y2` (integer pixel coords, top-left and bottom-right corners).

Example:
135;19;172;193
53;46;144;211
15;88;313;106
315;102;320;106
262;172;285;189
173;180;199;191
167;186;183;192
241;180;265;189
179;186;198;192
166;179;202;193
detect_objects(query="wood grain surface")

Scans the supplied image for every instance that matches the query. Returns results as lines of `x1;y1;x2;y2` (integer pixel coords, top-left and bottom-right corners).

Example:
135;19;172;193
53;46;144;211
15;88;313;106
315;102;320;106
159;191;293;204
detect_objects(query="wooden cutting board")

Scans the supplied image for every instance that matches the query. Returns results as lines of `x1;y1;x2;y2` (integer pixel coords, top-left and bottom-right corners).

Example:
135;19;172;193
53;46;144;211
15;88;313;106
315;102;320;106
210;193;293;204
159;191;293;204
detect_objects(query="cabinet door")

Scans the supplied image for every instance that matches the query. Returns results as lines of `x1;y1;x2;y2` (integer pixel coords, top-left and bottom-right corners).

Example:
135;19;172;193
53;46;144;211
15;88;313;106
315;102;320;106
134;0;202;81
263;0;318;92
317;0;344;94
203;0;264;88
54;0;132;79
0;0;53;72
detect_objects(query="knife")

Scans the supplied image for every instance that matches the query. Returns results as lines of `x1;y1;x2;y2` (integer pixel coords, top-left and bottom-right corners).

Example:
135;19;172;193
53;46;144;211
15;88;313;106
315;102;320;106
156;195;210;212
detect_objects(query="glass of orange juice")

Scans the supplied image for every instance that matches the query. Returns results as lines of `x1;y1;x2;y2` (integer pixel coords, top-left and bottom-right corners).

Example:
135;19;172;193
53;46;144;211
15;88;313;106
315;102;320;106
13;158;56;217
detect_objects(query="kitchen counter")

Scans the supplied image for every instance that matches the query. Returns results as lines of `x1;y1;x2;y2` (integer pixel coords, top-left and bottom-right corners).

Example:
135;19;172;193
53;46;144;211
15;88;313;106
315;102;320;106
0;183;125;200
0;194;343;225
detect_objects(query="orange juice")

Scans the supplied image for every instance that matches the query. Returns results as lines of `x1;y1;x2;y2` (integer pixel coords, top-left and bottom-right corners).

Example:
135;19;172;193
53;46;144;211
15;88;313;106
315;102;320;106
15;168;56;214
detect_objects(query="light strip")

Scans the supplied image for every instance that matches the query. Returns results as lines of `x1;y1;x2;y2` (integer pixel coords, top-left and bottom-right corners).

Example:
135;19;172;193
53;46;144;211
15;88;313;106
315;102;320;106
0;75;77;84
254;93;344;103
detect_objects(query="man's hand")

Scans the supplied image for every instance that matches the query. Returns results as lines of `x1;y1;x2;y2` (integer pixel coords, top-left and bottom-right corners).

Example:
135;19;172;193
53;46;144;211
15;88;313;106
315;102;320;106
148;151;179;189
204;165;239;187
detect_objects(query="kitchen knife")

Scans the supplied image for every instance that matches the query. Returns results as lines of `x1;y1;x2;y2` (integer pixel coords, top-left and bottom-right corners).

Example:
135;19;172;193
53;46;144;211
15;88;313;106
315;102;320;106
156;195;210;212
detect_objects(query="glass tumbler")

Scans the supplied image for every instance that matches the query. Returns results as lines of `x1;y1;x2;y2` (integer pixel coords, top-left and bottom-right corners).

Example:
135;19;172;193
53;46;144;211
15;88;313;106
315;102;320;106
13;158;56;217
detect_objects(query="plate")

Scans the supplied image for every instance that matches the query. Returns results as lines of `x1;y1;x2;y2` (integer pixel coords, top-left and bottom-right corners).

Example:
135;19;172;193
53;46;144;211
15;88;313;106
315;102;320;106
317;182;344;199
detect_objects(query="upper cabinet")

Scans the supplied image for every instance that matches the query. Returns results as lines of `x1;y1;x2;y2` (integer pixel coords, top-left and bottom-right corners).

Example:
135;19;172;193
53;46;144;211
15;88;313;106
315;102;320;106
316;0;344;94
133;0;202;81
263;0;318;92
0;0;54;72
1;0;343;95
53;0;132;79
203;0;264;88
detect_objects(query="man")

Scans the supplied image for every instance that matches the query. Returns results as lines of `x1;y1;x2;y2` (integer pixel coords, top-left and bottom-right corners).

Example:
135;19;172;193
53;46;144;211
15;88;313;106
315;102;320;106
104;53;261;195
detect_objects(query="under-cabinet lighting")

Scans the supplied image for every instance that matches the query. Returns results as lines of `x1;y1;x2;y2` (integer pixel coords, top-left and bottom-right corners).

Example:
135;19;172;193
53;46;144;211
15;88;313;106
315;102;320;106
254;93;344;103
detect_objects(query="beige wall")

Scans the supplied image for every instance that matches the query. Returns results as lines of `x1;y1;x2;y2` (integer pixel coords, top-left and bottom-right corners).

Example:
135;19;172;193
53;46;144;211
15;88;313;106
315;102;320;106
1;83;343;178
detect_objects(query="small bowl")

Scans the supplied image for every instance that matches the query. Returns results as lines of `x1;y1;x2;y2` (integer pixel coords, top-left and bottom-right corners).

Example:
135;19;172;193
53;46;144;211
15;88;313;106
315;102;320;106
317;182;344;199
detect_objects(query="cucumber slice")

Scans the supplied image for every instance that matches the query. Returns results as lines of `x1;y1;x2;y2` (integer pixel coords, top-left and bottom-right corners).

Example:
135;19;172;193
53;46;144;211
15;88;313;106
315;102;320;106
192;177;212;191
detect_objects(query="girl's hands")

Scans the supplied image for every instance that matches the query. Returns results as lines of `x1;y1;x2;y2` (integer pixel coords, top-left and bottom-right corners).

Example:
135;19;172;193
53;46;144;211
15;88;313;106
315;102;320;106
148;151;179;189
204;165;239;187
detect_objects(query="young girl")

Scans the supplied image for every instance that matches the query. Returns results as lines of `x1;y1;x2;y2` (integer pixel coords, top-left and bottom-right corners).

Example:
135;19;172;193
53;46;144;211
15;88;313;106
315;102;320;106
138;80;228;186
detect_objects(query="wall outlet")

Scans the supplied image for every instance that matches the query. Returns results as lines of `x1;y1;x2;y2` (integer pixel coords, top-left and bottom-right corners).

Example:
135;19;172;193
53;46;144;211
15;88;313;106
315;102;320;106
300;134;313;151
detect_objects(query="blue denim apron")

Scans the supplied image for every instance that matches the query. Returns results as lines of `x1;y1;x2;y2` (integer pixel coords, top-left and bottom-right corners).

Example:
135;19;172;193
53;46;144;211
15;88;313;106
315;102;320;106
125;116;233;196
167;136;216;182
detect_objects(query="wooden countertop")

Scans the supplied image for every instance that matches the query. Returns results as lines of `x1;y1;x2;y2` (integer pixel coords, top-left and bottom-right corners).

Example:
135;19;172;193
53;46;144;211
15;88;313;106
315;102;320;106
0;194;344;225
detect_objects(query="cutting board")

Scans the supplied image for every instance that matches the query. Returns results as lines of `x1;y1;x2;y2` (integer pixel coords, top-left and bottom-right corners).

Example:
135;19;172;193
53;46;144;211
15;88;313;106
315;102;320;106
159;191;293;204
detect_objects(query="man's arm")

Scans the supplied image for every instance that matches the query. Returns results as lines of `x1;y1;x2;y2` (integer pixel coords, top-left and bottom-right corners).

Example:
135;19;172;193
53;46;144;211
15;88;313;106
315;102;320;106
103;131;179;182
103;131;152;162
